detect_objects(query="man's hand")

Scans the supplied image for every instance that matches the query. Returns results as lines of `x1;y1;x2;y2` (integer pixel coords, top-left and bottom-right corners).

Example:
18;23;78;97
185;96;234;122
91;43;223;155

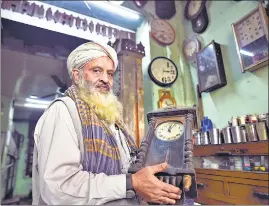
131;162;181;204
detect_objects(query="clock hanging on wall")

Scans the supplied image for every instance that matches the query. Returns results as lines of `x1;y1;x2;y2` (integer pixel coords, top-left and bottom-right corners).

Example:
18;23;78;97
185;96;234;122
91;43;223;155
182;35;201;63
232;3;269;72
150;19;176;46
196;40;227;93
184;0;209;34
148;57;178;87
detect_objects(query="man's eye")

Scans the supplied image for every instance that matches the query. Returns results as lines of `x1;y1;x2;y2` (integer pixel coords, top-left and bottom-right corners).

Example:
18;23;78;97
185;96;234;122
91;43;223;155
93;69;101;73
108;73;114;77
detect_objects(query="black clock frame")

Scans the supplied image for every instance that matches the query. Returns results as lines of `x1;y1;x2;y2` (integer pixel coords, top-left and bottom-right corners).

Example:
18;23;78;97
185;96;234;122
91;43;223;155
184;0;207;21
191;6;209;34
148;56;178;87
128;106;198;204
196;40;227;93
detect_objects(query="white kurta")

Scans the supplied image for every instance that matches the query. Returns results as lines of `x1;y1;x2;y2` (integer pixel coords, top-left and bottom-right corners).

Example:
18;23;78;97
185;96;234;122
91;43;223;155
32;100;132;205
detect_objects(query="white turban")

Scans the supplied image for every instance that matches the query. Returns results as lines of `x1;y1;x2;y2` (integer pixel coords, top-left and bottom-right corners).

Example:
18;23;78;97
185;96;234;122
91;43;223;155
66;42;118;78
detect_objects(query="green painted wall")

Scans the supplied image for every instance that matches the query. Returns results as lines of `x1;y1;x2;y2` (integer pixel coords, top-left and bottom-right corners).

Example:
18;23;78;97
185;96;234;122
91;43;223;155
136;2;196;133
181;1;268;128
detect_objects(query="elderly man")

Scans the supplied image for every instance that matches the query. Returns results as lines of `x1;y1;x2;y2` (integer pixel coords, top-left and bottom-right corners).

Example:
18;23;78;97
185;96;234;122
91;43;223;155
32;42;184;205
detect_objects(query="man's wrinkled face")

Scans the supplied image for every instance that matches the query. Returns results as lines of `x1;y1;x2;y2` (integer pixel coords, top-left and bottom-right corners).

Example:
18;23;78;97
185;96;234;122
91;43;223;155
72;56;115;93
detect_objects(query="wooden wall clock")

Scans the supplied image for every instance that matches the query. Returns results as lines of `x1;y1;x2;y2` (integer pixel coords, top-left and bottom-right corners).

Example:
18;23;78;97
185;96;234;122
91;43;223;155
148;57;178;87
183;35;201;63
196;40;227;93
184;0;209;34
155;0;176;20
232;3;269;72
150;19;176;46
128;106;198;204
158;90;176;108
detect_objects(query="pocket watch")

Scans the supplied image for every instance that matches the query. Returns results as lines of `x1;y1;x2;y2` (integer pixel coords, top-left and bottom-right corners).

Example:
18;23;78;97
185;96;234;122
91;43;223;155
184;0;207;20
183;35;201;63
148;57;178;87
150;19;176;46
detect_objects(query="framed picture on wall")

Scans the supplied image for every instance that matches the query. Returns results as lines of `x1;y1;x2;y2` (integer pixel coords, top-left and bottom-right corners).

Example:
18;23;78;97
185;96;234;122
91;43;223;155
232;3;269;72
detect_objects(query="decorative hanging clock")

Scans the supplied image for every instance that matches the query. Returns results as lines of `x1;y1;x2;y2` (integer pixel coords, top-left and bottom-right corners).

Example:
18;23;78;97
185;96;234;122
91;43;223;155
184;0;207;20
150;19;176;46
232;3;269;72
132;0;148;8
128;106;198;204
196;40;227;93
155;0;176;20
158;90;176;108
191;6;209;34
183;35;201;63
148;57;178;87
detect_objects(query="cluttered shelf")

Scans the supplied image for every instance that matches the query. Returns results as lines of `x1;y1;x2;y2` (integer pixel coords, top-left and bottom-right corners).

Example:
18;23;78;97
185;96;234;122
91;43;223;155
193;141;269;157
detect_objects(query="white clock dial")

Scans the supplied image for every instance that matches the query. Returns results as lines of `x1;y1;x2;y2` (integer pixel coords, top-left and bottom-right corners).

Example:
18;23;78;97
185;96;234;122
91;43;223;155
155;121;184;141
150;19;175;45
236;10;265;48
185;40;197;57
162;98;174;108
188;0;202;17
150;58;177;85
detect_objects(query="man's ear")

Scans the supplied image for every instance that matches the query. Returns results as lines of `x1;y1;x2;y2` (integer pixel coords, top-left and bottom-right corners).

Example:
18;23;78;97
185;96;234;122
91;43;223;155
72;69;80;84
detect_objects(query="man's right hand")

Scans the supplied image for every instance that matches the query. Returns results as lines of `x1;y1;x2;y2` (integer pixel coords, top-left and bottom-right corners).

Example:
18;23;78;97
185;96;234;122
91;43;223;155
131;162;181;204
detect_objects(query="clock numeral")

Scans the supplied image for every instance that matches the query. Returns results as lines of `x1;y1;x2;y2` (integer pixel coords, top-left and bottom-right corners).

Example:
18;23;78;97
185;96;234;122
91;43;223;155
167;62;169;68
162;77;171;83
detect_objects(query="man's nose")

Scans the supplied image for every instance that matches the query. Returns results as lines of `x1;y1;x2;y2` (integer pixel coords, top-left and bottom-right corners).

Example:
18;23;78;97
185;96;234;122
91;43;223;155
100;72;109;83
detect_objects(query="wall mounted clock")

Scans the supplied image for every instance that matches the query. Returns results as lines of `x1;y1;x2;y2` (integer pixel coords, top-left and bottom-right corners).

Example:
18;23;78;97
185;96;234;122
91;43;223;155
191;6;209;34
132;0;148;8
128;106;198;204
232;3;269;72
196;40;227;93
148;57;178;87
155;0;176;20
150;19;176;46
184;0;207;21
158;90;176;108
183;35;201;63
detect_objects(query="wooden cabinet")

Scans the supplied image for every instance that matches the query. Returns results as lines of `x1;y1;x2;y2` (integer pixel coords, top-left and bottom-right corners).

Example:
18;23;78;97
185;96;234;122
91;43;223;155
194;141;269;205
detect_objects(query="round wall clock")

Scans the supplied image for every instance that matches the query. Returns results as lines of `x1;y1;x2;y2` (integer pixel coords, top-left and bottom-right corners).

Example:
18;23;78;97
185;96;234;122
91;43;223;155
150;19;176;46
191;6;209;34
183;35;201;62
184;0;206;21
148;57;178;87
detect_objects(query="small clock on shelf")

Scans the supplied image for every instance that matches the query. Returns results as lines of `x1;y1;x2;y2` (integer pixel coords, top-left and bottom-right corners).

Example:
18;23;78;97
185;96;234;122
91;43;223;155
148;57;178;87
150;19;176;46
196;40;227;93
183;35;201;63
232;3;269;72
158;90;176;108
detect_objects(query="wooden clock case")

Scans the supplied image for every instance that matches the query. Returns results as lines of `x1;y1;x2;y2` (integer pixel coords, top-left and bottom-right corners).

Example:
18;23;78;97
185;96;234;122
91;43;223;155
129;107;198;204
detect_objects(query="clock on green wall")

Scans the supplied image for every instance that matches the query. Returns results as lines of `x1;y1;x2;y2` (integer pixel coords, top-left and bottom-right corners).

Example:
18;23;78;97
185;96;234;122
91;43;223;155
148;57;178;87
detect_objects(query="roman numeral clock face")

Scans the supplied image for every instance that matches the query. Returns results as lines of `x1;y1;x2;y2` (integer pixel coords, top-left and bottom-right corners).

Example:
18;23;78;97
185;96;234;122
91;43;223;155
148;57;178;87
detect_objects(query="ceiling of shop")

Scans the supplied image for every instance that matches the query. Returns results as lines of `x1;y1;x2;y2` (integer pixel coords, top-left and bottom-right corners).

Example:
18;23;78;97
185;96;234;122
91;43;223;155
42;1;144;31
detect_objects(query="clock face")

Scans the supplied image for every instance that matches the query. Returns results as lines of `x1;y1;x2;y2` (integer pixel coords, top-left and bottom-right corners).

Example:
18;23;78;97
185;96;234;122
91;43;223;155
183;36;201;61
155;121;184;141
236;10;265;48
149;57;178;86
161;98;174;108
150;19;175;45
188;0;202;17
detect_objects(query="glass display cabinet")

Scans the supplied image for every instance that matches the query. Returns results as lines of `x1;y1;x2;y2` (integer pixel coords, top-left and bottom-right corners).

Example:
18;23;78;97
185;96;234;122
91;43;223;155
193;141;269;205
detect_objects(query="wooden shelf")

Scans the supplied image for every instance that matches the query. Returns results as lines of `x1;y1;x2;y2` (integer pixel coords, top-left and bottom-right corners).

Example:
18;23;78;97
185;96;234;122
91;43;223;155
193;141;269;157
195;168;268;181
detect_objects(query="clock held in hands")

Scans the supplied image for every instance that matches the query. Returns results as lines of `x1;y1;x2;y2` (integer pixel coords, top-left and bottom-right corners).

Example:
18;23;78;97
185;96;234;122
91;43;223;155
148;57;178;87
